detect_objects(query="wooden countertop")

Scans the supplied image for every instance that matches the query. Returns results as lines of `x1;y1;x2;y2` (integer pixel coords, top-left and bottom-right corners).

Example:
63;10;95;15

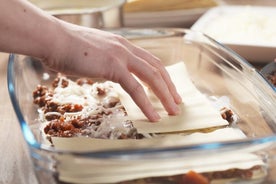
0;1;275;183
0;53;37;183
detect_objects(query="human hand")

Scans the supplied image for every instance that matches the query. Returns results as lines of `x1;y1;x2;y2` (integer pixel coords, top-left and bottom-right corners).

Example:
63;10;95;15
0;0;181;122
44;21;182;122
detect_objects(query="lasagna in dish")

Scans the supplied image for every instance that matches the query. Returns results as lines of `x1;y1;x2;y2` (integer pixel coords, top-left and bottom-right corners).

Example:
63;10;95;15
33;74;145;142
32;62;266;184
33;62;234;142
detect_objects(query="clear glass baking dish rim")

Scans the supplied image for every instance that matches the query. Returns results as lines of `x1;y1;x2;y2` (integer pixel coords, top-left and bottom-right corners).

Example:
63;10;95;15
7;28;276;158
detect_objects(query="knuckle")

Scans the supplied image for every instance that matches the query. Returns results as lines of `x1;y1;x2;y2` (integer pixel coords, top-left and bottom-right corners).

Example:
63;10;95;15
151;68;162;78
129;82;144;95
153;56;162;63
108;41;126;55
153;58;164;69
113;34;126;43
102;59;122;81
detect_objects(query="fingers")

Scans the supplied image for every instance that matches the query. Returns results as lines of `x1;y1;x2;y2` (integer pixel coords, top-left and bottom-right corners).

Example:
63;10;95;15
128;55;181;116
109;36;182;118
105;46;180;120
118;70;161;122
123;40;182;105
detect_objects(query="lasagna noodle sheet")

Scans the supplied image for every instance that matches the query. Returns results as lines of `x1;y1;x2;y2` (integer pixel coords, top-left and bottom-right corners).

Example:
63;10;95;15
52;127;246;152
115;61;229;133
58;153;264;184
54;128;266;183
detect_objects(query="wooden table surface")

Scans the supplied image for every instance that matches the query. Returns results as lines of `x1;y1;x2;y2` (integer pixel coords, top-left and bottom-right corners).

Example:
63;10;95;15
0;1;275;184
0;54;37;184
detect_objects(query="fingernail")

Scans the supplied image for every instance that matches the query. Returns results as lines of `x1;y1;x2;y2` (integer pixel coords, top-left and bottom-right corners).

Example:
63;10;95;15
173;103;181;114
176;94;182;104
151;112;161;122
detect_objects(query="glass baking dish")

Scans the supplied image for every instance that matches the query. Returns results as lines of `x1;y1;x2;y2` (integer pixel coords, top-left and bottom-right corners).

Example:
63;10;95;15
7;28;276;184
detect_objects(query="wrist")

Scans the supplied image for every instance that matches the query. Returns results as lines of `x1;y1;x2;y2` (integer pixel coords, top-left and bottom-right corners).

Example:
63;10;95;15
39;16;76;73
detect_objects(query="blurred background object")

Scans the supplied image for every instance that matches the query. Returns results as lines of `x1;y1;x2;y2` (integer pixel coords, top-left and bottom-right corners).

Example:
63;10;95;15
191;5;276;63
29;0;276;29
124;0;217;12
123;0;218;27
29;0;126;28
216;0;276;6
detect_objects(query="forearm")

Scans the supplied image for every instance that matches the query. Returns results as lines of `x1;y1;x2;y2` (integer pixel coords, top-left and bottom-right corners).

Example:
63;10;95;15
0;0;61;59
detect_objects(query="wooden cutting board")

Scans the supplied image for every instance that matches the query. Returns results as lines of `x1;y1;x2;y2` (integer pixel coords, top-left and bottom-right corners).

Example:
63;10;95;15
124;0;217;12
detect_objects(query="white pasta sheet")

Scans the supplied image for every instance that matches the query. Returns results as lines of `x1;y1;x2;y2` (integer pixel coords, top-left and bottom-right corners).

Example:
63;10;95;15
114;61;229;133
